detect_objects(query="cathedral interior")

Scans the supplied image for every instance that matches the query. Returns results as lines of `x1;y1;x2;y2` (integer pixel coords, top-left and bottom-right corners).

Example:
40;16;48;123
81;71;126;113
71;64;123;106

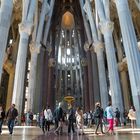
0;0;140;127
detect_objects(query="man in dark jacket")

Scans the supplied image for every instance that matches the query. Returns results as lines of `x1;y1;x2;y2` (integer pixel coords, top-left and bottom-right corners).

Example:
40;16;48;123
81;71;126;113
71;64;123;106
94;102;105;135
0;105;5;134
54;102;63;135
115;108;121;126
6;104;18;135
68;105;75;135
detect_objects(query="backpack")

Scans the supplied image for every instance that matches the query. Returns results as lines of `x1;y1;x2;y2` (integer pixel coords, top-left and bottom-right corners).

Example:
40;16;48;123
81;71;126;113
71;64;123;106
29;114;33;120
94;107;103;118
115;111;120;118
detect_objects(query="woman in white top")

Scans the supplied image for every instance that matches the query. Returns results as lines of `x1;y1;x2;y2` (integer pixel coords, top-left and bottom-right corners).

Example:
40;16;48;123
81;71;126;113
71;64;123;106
128;106;136;128
44;106;53;132
76;107;84;135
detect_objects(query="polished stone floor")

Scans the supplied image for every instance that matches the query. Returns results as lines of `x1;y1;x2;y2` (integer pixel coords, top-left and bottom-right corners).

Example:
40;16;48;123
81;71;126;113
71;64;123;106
0;125;140;140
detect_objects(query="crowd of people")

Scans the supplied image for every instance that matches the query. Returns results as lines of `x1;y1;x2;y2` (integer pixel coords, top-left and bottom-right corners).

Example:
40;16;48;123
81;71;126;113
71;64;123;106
0;101;137;136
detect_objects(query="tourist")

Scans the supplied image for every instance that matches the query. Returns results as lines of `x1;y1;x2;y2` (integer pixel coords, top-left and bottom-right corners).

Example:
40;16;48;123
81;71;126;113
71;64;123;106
123;109;128;126
25;110;33;126
105;102;115;135
44;106;53;132
87;111;92;128
94;102;105;135
0;105;5;135
76;107;84;135
54;102;64;135
128;106;136;128
6;104;18;135
40;110;45;133
36;113;40;126
115;108;121;126
67;104;75;135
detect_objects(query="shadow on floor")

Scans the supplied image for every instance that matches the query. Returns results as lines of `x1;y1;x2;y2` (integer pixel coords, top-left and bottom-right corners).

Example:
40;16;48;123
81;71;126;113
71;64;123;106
33;132;89;140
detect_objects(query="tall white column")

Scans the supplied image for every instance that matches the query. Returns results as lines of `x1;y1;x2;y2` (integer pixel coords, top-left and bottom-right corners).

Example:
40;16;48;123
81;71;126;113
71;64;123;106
12;22;33;117
95;0;124;113
115;0;140;126
94;42;108;109
83;0;108;108
27;0;50;112
100;21;123;112
12;0;36;118
27;43;40;111
43;0;55;45
0;0;13;82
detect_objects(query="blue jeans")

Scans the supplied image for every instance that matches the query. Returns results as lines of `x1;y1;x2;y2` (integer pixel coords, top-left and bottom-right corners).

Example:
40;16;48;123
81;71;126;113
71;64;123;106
0;119;3;133
7;119;15;134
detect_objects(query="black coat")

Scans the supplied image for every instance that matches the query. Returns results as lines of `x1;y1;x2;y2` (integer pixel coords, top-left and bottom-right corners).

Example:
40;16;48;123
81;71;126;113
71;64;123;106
0;111;5;120
54;107;63;121
68;108;75;121
7;108;18;120
94;106;104;119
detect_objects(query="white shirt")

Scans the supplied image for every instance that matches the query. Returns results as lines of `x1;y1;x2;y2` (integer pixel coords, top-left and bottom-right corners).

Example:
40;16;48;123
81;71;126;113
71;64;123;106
44;109;53;121
128;109;136;120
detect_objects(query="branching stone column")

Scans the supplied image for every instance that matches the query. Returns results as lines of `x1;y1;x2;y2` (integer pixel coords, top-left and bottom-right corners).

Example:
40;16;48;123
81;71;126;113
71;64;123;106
115;0;140;126
83;1;101;106
12;0;36;119
95;0;123;112
83;0;108;108
94;42;108;109
12;22;33;118
79;1;94;109
114;30;130;110
84;43;94;110
0;0;13;82
27;43;40;111
100;21;123;112
27;0;50;112
81;58;90;112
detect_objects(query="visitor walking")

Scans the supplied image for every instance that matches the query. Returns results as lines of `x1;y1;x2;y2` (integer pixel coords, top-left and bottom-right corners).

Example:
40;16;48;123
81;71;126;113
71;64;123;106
40;110;45;133
115;108;121;126
76;107;84;135
6;104;18;135
123;109;128;126
25;110;33;126
67;104;75;135
128;106;136;128
44;106;53;132
105;102;115;135
0;105;5;135
94;102;105;135
54;102;64;135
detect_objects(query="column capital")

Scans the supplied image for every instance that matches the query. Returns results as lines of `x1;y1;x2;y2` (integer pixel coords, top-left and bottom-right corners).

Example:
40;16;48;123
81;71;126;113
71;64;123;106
3;60;15;74
19;22;33;35
81;58;88;67
99;21;114;34
93;42;104;53
84;42;90;52
46;41;52;55
118;57;128;72
48;58;56;67
29;42;41;54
